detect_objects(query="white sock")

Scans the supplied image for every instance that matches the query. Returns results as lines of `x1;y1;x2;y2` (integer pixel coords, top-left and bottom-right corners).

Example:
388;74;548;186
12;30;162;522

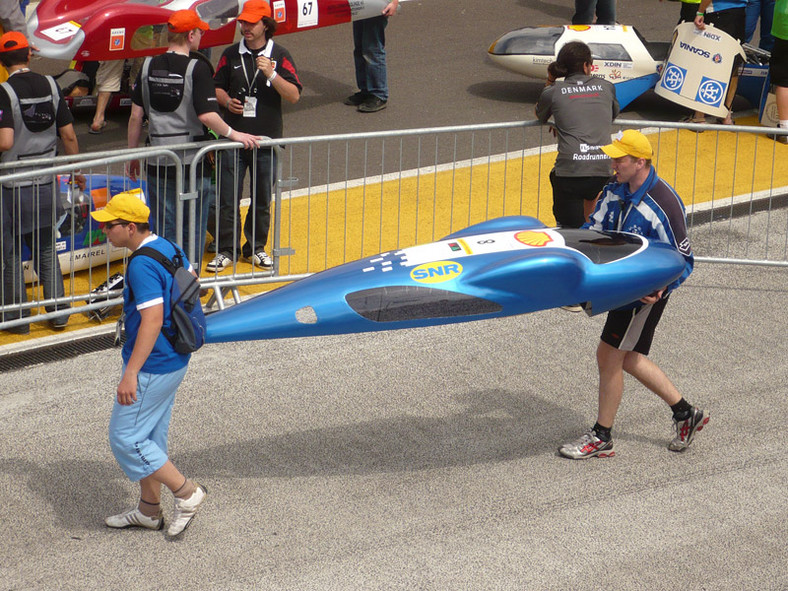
780;120;788;129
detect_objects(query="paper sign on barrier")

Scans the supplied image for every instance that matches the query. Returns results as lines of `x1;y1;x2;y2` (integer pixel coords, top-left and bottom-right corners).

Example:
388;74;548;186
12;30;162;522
655;22;746;118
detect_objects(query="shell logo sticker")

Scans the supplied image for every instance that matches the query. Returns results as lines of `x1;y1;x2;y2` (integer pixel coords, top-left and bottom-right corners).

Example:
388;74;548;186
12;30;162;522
568;25;591;32
514;231;553;247
411;261;463;284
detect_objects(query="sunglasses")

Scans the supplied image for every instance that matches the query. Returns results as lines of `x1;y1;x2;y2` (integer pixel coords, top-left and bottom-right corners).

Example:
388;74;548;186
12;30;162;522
100;221;130;229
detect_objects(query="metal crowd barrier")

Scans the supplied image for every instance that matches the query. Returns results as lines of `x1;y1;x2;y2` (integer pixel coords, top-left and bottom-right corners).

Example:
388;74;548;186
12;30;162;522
1;117;786;334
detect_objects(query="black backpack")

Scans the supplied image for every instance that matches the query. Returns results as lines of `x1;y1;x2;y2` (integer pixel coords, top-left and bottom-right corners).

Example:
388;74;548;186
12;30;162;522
127;240;207;354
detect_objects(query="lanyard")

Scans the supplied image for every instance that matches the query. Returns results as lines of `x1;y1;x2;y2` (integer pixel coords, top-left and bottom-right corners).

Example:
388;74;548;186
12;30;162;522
240;39;274;91
616;199;632;232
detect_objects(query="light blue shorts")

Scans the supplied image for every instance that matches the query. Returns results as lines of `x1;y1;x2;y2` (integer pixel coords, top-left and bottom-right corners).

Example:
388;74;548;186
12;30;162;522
109;364;188;482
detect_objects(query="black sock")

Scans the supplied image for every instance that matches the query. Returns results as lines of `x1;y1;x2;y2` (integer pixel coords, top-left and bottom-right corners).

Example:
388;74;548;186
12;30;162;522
593;422;612;442
671;399;693;421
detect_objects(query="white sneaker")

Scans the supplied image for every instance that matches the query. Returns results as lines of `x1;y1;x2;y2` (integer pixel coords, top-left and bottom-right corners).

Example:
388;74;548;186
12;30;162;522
249;250;273;268
105;507;164;530
167;483;207;537
205;253;232;273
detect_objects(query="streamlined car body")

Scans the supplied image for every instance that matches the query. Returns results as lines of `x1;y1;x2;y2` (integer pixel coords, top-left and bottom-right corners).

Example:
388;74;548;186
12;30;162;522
205;216;686;343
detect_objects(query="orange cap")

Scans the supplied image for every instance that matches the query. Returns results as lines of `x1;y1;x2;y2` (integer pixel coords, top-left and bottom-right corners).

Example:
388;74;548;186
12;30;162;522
167;9;210;33
0;31;29;53
238;0;272;23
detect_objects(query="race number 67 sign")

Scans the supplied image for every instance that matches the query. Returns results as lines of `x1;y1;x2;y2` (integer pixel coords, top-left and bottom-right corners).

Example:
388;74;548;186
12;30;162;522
297;0;318;28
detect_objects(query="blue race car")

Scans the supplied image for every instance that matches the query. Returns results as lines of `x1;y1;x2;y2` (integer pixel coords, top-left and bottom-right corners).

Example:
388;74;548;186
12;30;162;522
205;216;686;343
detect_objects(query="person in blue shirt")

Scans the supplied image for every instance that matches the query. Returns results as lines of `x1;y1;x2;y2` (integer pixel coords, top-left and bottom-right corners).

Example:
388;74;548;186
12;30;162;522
560;130;708;459
90;191;207;537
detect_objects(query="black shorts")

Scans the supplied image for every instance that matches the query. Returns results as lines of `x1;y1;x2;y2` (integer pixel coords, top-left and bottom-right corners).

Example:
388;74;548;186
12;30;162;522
549;171;609;228
704;7;746;42
601;296;669;355
770;37;788;88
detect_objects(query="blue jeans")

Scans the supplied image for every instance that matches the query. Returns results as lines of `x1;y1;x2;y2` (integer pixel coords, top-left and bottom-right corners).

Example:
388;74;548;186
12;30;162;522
353;15;389;101
146;164;214;268
216;148;275;260
572;0;616;25
1;224;66;318
745;0;775;52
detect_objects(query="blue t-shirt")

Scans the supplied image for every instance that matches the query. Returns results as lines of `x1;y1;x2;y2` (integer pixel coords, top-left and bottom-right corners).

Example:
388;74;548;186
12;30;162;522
122;235;192;373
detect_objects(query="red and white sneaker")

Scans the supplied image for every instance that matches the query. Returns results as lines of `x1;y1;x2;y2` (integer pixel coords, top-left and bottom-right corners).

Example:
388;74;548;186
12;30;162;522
669;407;709;452
559;429;615;459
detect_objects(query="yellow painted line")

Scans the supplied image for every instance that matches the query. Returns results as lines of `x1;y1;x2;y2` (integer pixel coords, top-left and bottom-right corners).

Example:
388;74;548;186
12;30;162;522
4;119;786;347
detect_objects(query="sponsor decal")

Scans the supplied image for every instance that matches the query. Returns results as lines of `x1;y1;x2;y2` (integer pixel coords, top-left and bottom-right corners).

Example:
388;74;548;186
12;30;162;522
514;231;553;247
273;0;286;22
568;25;591;32
448;242;462;252
702;31;721;41
609;69;622;80
602;61;633;70
660;63;686;94
410;261;463;284
679;41;710;59
695;77;726;107
109;28;125;51
712;53;722;64
533;57;553;65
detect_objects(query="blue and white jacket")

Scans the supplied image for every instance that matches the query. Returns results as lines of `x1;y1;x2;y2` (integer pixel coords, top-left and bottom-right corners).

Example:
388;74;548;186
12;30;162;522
583;166;694;295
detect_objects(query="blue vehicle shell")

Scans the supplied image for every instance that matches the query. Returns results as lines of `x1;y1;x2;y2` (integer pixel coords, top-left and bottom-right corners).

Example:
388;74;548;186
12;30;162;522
205;216;686;343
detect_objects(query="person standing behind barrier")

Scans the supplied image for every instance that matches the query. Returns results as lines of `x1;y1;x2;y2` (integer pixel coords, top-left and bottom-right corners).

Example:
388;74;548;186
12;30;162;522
89;59;124;134
690;0;747;125
207;0;301;273
660;0;704;24
559;130;705;460
0;31;84;334
343;0;398;113
535;41;619;229
572;0;616;24
0;0;26;84
127;9;260;268
90;192;206;538
769;0;788;143
745;0;776;51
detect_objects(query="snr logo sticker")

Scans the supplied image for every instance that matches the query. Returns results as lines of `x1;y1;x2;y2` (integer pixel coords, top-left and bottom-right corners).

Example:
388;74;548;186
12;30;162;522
410;261;463;284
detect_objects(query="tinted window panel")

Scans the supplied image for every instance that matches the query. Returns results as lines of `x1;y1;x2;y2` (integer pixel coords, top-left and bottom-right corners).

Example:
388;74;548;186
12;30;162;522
491;27;563;56
346;286;502;322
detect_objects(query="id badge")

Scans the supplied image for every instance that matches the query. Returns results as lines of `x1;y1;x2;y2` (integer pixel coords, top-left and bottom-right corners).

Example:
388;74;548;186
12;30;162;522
243;96;257;117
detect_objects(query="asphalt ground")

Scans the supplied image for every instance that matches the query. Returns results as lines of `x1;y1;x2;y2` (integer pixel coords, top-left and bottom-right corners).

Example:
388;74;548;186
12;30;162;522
3;1;788;589
2;218;788;589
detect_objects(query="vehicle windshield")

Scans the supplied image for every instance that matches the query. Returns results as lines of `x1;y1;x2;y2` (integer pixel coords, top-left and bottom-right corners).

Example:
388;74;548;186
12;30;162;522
490;27;563;56
557;229;644;264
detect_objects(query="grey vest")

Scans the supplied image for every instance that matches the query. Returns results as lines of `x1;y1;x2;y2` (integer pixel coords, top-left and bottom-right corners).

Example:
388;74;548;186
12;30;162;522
0;75;59;188
141;56;204;167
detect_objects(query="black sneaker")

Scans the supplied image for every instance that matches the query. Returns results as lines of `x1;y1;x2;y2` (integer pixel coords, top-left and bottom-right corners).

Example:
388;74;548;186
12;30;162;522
357;96;387;113
1;322;30;335
343;92;370;106
668;407;709;452
49;314;69;330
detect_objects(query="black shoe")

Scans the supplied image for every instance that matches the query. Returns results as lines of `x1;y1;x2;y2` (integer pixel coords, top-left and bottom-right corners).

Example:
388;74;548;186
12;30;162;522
49;315;69;330
766;132;788;144
343;92;370;106
2;323;30;335
357;96;387;113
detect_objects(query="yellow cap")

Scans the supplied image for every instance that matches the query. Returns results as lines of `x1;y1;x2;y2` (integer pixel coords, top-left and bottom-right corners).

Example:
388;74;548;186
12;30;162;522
90;189;150;223
601;129;654;160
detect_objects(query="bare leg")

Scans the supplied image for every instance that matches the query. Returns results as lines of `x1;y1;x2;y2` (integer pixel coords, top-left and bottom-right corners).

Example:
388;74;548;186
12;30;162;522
136;460;195;516
90;91;111;131
596;341;682;428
